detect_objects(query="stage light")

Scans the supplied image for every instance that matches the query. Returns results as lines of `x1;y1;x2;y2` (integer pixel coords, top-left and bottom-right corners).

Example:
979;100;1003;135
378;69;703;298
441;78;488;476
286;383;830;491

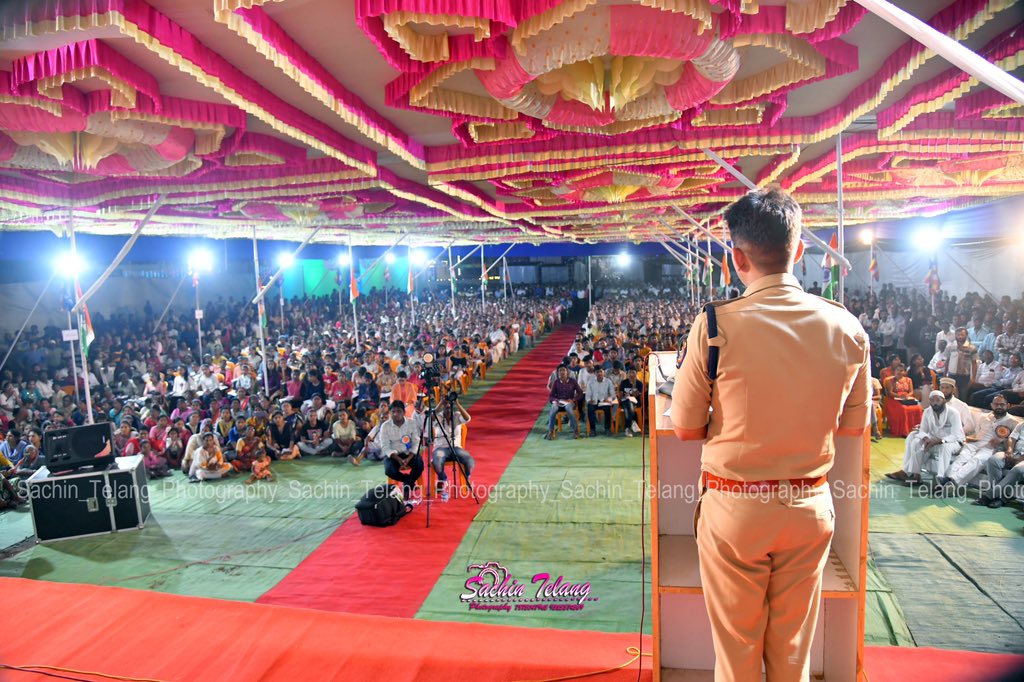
859;229;874;246
188;249;214;274
278;253;295;269
410;249;428;266
337;253;350;267
914;226;943;251
384;252;396;265
616;252;632;267
54;251;83;277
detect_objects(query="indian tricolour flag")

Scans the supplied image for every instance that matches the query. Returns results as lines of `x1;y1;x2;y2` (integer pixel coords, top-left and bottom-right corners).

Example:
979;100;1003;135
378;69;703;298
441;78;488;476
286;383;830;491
75;282;95;358
820;232;840;301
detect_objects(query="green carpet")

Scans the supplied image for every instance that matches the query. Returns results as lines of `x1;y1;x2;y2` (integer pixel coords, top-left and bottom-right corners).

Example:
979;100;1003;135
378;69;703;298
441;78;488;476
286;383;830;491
869;437;1021;537
0;337;545;601
870;533;1024;653
865;436;1024;652
415;411;652;633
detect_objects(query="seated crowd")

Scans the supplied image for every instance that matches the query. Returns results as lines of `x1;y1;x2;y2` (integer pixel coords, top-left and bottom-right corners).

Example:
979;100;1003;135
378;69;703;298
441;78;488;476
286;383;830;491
0;287;572;507
545;291;698;440
850;284;1024;509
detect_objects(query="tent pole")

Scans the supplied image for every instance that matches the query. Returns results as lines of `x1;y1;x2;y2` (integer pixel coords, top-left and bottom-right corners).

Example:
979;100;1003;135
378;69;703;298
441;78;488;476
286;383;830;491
252;227;270;398
837;133;846;305
68;213;93;424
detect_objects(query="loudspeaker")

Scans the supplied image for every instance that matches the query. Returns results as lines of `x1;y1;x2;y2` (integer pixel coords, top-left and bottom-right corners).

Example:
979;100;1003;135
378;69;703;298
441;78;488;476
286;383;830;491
43;422;115;473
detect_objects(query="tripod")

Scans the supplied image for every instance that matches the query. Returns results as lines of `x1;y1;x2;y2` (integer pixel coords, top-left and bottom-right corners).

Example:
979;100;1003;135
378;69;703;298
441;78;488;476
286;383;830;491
420;386;479;528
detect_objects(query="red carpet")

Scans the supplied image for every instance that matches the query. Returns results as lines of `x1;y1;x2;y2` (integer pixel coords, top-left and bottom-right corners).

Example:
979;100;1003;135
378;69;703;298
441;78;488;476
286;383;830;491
864;645;1024;682
5;578;1022;682
257;325;580;615
1;578;652;682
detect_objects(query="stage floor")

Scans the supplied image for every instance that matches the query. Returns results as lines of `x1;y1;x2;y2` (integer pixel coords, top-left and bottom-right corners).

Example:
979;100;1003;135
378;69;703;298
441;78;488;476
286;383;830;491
2;332;1024;676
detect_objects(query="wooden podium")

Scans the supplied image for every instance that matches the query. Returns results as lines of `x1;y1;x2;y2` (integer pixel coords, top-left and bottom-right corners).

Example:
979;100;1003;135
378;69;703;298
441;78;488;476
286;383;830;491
648;352;869;681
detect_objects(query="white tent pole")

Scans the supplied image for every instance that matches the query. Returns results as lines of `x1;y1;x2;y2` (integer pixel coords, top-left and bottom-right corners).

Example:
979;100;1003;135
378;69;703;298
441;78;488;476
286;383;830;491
587;255;592;313
0;274;55;376
483;244;515;274
480;245;486;309
452;244;481;269
252;226;271;398
251;225;324;305
672;209;733;253
356;233;408;286
837;133;846;305
68;213;93;424
698;151;853;272
659;224;723;267
153;274;188;333
72;195;164;314
350;236;359;349
853;0;1024;105
449;245;457;318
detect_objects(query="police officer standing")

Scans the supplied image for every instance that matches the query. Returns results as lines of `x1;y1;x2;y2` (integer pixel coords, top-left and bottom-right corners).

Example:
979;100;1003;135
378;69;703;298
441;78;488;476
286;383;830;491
671;187;871;681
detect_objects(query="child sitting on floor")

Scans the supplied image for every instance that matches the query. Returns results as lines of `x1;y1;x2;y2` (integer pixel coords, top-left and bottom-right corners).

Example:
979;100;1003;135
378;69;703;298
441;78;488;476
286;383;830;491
246;446;274;485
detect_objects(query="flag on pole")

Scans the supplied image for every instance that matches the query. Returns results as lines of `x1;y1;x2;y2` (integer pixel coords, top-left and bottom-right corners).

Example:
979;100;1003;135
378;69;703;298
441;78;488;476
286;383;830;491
720;253;731;288
349;266;360;303
75;282;95;358
384;264;391;284
924;256;940;295
869;253;879;282
407;266;414;295
820;232;841;301
702;253;712;287
257;276;268;328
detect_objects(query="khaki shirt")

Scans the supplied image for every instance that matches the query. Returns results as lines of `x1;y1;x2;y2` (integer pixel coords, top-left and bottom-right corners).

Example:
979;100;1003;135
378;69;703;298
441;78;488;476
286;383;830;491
671;273;871;481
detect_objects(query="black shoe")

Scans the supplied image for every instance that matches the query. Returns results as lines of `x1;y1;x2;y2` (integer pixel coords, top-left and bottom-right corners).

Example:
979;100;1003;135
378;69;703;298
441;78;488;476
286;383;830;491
974;496;992;506
987;499;1005;509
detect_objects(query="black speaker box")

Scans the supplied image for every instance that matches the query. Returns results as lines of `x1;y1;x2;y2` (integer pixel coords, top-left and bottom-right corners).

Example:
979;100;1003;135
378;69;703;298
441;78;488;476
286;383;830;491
44;422;115;473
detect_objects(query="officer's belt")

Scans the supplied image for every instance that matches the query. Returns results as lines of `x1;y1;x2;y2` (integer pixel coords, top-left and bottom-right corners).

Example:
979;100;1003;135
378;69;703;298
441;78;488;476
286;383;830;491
702;471;828;493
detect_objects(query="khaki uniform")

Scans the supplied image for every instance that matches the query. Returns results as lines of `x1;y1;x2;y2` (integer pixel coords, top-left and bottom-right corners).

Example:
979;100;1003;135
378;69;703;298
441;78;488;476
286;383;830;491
671;273;871;682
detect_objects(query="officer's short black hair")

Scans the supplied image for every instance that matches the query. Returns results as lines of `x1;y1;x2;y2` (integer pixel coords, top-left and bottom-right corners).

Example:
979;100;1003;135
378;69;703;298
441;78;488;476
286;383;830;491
723;185;801;271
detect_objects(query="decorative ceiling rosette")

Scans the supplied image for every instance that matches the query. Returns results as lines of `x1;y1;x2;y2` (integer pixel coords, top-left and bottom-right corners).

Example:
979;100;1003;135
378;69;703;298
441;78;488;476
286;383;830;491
379;0;863;145
475;5;738;133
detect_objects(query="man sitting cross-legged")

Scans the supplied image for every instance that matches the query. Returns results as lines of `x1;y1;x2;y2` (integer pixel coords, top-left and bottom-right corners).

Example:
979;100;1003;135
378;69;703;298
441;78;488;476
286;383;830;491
936;394;1019;493
380;400;424;503
885;390;964;486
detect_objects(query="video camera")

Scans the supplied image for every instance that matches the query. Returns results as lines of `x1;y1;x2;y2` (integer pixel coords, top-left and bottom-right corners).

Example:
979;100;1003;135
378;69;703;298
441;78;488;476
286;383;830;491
420;352;443;389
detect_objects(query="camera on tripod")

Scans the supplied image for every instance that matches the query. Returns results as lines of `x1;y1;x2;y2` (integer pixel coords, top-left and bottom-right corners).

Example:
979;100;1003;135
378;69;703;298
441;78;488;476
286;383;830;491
420;352;443;390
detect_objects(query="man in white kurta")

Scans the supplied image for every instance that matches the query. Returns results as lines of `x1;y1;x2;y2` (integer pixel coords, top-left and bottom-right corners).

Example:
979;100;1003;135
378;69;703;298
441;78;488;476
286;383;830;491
940;394;1019;489
886;391;964;484
939;377;975;438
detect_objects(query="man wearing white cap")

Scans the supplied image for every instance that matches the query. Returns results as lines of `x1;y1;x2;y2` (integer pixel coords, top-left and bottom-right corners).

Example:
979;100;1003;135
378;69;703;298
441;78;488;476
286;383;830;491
939;376;975;437
886;390;965;485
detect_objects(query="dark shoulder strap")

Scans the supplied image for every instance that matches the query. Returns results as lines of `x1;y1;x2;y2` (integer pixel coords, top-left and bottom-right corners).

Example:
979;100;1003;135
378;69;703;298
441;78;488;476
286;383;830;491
702;302;720;381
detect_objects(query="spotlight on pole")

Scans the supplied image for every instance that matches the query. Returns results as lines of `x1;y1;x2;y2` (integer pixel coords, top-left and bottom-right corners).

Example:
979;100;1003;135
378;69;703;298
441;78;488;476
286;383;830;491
914;226;943;252
384;252;396;265
278;252;295;269
615;252;632;267
337;253;350;267
410;249;428;266
859;229;874;246
188;249;214;274
54;251;84;278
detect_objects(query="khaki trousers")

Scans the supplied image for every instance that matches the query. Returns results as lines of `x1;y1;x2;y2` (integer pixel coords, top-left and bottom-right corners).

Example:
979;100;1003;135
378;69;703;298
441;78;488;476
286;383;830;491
695;483;835;682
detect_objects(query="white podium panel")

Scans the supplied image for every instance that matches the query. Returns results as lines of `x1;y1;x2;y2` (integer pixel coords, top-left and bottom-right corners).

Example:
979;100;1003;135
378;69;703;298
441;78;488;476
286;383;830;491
649;353;868;682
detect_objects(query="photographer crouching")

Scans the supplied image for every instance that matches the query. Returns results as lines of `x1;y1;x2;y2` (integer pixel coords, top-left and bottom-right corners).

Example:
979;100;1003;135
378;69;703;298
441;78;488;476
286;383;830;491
431;392;474;502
